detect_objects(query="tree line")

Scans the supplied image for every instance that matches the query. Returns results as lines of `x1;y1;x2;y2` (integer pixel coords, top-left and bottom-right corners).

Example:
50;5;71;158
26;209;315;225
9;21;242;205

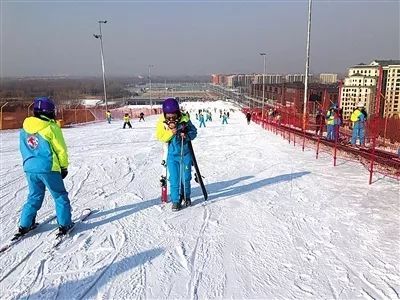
0;77;135;105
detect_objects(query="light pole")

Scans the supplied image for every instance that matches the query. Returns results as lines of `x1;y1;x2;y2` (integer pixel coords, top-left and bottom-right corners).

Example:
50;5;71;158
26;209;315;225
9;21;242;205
93;20;108;112
260;53;266;121
303;0;312;130
148;64;154;107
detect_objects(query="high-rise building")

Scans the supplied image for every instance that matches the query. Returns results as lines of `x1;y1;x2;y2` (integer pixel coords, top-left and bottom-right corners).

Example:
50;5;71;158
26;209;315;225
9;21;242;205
382;63;400;118
226;75;237;88
341;60;400;120
340;65;377;120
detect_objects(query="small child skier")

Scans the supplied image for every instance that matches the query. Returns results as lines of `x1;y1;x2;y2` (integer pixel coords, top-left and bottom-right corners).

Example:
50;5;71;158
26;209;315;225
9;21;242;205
139;112;145;122
17;97;74;238
123;113;132;129
106;110;112;124
155;98;197;211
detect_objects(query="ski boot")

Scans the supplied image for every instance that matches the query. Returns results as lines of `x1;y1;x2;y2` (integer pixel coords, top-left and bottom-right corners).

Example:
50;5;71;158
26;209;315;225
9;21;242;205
184;198;191;207
56;222;75;238
172;202;181;212
12;219;37;241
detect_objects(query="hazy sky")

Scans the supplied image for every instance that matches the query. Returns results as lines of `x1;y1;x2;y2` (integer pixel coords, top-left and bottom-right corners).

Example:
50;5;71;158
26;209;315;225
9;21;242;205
1;0;399;77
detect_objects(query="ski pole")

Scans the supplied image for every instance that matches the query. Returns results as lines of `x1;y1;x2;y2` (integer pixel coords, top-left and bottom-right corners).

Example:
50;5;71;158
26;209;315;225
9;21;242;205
179;136;185;202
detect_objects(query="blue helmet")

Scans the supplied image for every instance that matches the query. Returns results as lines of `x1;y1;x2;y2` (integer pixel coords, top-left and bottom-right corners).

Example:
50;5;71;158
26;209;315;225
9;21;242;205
162;97;180;114
33;97;55;113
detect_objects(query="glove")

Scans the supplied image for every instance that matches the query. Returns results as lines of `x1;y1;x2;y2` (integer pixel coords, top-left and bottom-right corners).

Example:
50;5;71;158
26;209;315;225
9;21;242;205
177;123;188;136
61;168;68;179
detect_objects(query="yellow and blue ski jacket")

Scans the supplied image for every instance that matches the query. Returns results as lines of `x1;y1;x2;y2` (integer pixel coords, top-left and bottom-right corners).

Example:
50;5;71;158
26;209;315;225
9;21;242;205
20;116;69;173
326;110;335;125
155;113;197;156
350;109;365;123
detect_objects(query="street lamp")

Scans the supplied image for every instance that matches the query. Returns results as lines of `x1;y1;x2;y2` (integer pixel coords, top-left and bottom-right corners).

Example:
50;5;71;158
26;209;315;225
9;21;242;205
93;20;108;111
148;64;154;107
260;53;267;121
303;0;312;130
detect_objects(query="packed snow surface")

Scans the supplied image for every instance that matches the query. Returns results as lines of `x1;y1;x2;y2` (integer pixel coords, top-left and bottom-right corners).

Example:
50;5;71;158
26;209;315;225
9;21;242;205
0;101;399;299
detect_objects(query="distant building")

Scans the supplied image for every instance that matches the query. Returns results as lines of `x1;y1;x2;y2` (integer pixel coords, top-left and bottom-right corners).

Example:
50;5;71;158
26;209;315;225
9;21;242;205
226;75;237;88
381;62;400;118
211;74;220;85
251;74;284;85
251;82;338;113
319;73;338;84
341;60;400;120
285;74;313;83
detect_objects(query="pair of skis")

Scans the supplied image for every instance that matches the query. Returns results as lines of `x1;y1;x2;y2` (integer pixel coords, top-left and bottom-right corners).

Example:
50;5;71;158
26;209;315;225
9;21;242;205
0;208;92;254
160;141;208;203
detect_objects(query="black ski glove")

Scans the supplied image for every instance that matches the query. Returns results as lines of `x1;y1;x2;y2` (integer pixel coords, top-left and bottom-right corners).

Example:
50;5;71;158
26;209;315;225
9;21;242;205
61;168;68;179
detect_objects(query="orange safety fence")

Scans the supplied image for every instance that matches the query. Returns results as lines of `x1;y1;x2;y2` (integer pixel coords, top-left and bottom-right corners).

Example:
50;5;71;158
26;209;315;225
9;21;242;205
0;102;162;130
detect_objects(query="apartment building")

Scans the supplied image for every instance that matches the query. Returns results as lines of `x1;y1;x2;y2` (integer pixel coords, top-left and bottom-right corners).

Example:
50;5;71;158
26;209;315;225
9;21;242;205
341;60;400;120
285;74;313;83
383;63;400;118
319;73;338;84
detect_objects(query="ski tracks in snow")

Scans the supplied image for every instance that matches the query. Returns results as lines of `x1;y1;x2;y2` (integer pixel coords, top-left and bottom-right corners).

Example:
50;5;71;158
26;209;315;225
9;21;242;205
274;166;400;299
153;202;227;300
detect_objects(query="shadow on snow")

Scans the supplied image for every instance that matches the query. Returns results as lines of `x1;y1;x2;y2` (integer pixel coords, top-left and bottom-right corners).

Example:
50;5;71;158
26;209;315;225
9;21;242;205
191;171;311;205
76;171;310;233
25;248;163;300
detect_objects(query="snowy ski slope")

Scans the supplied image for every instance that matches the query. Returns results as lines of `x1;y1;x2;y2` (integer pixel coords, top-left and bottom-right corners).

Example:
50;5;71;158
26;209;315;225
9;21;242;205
0;101;399;299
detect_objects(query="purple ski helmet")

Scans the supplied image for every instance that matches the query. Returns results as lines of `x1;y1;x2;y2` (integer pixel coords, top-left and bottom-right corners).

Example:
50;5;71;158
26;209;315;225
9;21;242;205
33;97;55;113
162;97;180;114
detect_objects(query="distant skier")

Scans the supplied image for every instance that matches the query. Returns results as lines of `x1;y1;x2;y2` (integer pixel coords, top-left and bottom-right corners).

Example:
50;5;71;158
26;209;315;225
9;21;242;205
199;113;206;128
350;102;366;145
222;112;228;124
106;110;112;124
123;113;132;129
17;97;74;238
155;97;197;211
208;111;213;121
325;106;336;141
246;112;252;125
139;112;145;122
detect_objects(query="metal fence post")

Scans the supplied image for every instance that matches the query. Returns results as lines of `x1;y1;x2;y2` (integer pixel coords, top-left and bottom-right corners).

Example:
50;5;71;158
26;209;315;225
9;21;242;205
1;102;9;130
27;103;33;117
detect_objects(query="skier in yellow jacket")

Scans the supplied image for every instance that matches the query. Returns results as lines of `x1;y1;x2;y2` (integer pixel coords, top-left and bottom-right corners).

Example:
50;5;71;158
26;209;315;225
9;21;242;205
17;97;73;239
155;98;197;211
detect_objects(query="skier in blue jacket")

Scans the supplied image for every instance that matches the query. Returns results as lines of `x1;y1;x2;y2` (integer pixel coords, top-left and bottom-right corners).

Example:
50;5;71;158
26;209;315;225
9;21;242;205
199;113;206;128
155;98;197;211
17;97;74;238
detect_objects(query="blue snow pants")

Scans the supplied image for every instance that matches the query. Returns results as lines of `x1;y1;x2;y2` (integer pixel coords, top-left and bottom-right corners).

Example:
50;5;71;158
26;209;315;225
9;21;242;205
351;123;365;145
167;153;193;204
20;172;72;228
326;124;334;140
199;120;206;128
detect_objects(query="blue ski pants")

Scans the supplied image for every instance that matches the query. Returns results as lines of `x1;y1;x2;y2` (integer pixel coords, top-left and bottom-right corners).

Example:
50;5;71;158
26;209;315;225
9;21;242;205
199;120;206;128
20;172;72;228
167;153;193;203
326;124;334;140
351;123;365;145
